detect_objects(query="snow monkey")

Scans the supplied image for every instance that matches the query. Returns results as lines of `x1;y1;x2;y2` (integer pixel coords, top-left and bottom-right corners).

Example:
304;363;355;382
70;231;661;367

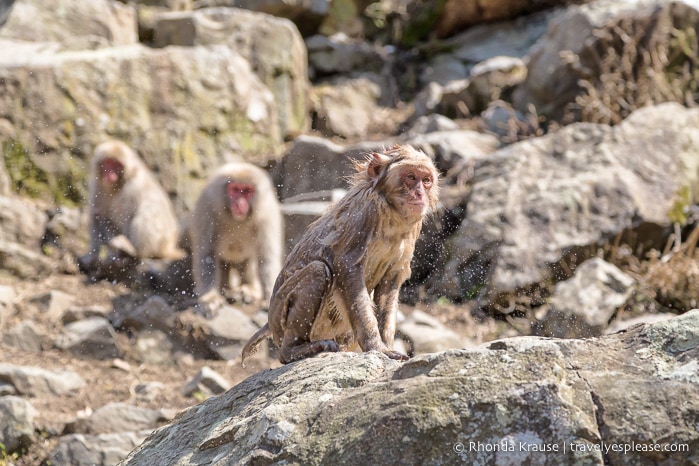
242;144;440;364
79;140;182;274
190;162;284;312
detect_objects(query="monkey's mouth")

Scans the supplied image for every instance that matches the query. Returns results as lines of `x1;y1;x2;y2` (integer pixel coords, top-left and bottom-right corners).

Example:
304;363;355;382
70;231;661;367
405;201;428;214
407;200;427;207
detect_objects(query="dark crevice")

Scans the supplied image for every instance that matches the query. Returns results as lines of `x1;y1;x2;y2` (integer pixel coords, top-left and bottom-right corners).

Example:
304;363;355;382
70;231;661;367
576;369;611;465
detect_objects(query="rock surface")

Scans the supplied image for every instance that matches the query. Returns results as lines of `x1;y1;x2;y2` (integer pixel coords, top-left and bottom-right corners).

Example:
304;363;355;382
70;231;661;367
2;0;699;464
121;311;699;466
436;103;699;304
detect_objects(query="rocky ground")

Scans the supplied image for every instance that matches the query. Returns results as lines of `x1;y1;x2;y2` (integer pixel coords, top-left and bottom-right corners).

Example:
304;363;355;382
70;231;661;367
0;263;520;465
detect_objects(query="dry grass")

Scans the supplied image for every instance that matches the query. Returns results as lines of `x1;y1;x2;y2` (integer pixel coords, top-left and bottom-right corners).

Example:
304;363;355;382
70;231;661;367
641;224;699;310
568;2;699;125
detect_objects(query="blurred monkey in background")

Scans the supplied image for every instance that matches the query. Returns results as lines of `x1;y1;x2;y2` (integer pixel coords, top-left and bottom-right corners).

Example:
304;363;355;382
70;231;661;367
79;140;183;278
189;162;283;314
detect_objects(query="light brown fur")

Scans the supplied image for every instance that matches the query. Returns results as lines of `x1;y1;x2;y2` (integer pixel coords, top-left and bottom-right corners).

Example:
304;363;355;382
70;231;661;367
189;162;283;309
80;140;182;272
242;144;439;365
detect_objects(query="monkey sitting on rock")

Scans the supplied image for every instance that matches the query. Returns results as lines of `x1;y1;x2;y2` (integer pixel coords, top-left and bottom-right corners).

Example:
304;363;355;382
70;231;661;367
242;144;440;364
79;140;183;280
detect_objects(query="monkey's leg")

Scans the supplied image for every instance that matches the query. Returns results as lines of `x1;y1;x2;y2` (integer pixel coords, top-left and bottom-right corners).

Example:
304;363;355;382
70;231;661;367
239;259;263;303
273;261;338;364
374;277;409;361
194;258;228;317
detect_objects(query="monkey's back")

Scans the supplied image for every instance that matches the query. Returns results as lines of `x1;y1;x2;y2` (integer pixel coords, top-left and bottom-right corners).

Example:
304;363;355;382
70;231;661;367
269;186;421;346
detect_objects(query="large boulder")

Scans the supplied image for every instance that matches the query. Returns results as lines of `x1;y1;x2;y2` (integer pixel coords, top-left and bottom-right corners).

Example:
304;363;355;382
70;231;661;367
513;0;699;123
0;42;280;212
0;0;137;46
121;310;699;465
434;103;699;304
153;7;310;139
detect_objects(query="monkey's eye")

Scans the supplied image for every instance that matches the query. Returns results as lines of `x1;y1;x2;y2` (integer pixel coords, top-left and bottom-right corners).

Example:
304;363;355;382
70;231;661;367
423;177;433;186
406;173;417;181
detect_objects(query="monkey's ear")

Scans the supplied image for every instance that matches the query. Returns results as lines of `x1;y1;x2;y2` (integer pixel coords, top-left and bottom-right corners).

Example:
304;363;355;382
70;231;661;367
367;152;389;179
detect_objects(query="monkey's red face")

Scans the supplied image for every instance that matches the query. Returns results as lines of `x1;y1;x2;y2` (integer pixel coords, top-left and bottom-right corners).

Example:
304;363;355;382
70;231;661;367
400;166;435;216
100;158;123;185
227;182;255;220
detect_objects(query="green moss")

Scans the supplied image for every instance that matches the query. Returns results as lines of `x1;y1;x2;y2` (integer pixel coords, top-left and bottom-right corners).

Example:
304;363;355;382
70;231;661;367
668;185;691;225
2;140;48;198
230;116;281;155
56;153;87;206
2;140;85;206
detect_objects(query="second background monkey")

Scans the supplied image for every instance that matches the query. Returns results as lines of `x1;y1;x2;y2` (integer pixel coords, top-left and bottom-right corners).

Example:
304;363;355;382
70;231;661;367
188;162;284;314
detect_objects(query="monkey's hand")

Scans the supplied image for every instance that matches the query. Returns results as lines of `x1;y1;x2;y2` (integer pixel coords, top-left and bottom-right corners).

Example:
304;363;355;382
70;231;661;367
364;341;410;361
195;290;228;318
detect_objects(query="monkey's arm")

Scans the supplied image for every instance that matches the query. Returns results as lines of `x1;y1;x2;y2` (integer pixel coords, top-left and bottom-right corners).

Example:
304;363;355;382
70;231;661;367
191;216;220;297
88;214;118;255
335;251;389;356
373;274;403;349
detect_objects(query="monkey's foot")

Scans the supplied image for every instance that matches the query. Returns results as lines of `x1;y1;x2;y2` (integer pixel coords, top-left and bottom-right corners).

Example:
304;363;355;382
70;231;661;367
195;291;228;318
279;339;340;364
382;350;410;361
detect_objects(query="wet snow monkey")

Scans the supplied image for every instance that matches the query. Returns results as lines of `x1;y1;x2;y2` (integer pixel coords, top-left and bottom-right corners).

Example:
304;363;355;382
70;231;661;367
189;162;283;313
242;144;440;364
80;140;182;274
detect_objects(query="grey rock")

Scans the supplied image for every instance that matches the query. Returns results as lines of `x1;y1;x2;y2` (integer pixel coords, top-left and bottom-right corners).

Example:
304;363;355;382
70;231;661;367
448;9;554;64
0;363;85;397
0;0;137;46
406;129;500;173
306;33;384;76
153;7;309;139
0;285;16;315
512;0;662;120
62;305;111;325
64;402;174;435
0;396;37;454
411;81;443;120
482;100;538;141
55;317;122;360
132;382;165;402
49;431;151;466
44;205;88;257
197;0;331;36
0;238;53;279
110;295;178;333
0;42;281;214
404;114;459;137
121;311;699;465
182;366;231;397
420;55;469;87
273;135;382;201
203;306;260;360
438;56;527;117
544;258;636;338
2;320;45;352
134;330;176;365
312;75;383;138
0;195;47;246
605;312;676;334
436;103;699;304
398;310;465;355
29;290;76;322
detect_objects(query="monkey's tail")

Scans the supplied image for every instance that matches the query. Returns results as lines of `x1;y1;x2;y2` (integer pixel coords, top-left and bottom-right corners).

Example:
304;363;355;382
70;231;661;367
241;323;272;368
